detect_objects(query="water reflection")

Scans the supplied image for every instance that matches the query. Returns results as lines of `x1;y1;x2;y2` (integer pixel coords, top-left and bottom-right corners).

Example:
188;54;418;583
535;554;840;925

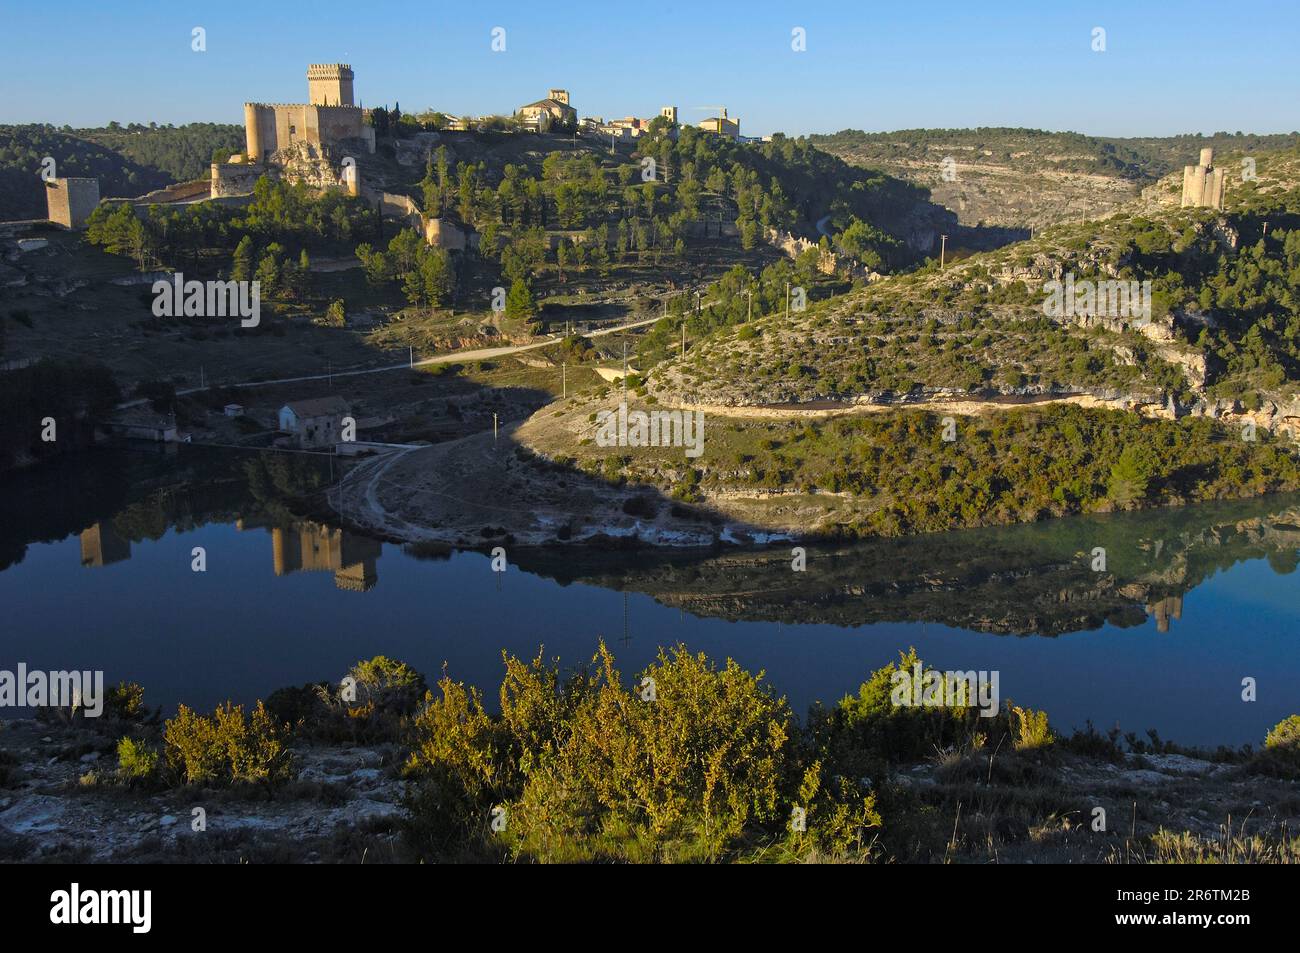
19;446;1300;638
238;519;381;593
509;498;1300;637
3;447;1300;745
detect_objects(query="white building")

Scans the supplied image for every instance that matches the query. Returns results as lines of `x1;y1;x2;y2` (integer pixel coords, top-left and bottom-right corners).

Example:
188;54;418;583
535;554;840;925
279;396;352;449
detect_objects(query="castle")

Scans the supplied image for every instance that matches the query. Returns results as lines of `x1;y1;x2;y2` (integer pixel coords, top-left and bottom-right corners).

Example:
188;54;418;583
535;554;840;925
242;64;375;164
45;177;100;229
1181;147;1226;210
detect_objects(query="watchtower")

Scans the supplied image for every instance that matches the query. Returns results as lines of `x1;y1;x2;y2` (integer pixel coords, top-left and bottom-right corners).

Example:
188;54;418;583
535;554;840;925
308;64;355;107
46;177;100;229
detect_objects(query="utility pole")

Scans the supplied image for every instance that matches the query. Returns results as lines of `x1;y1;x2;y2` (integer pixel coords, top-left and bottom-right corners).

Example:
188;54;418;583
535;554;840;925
746;289;752;323
409;345;413;368
940;234;949;270
492;412;499;444
562;361;567;399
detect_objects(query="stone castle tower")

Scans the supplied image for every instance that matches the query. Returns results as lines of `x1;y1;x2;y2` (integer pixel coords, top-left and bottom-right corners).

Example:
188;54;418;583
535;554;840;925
242;63;373;166
307;63;355;107
46;177;100;229
1181;147;1226;210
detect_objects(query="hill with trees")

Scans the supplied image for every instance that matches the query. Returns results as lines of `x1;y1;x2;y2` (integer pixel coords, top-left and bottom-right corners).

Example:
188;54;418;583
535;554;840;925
0;122;243;219
811;127;1300;231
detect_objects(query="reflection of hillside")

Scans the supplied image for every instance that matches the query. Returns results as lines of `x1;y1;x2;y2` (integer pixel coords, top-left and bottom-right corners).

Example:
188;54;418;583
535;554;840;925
237;518;381;592
511;495;1300;637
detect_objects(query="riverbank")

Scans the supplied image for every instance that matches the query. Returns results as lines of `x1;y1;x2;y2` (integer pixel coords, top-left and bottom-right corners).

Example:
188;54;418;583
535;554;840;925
333;397;1300;549
2;649;1297;864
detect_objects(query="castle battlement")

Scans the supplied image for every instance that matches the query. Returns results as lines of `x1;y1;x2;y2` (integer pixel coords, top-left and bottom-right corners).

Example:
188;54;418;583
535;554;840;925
245;101;363;110
243;65;372;165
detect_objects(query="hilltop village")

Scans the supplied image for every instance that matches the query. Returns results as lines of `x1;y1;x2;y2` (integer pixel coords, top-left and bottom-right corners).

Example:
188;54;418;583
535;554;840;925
40;64;766;238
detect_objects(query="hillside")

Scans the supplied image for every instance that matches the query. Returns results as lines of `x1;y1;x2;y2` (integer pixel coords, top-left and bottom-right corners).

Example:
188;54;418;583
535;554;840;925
640;145;1300;415
0;122;242;220
811;127;1299;231
468;146;1300;544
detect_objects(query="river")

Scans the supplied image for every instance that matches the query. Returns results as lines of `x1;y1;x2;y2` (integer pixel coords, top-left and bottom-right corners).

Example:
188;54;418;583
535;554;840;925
1;445;1297;747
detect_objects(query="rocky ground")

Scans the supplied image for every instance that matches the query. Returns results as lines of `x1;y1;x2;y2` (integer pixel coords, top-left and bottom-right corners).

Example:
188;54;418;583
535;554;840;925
332;426;737;548
3;716;1295;863
0;719;406;863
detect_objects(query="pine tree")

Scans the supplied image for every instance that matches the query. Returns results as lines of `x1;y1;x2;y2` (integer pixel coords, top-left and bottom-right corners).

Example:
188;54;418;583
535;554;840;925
231;236;254;283
504;278;537;320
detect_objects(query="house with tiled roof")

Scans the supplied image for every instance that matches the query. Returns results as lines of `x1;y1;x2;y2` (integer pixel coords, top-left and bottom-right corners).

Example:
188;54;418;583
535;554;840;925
279;396;352;449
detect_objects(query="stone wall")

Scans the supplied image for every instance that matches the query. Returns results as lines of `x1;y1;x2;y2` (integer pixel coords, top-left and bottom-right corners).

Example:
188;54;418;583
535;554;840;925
211;162;265;198
765;227;875;279
425;217;468;251
244;103;370;163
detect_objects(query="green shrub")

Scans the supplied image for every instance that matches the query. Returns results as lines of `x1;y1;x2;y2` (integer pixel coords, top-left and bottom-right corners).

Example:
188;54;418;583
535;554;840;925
402;645;880;863
1012;705;1054;750
1265;714;1300;752
266;657;428;744
105;682;149;723
1250;714;1300;777
162;701;295;787
115;737;159;785
402;676;515;855
348;656;427;713
821;648;1009;770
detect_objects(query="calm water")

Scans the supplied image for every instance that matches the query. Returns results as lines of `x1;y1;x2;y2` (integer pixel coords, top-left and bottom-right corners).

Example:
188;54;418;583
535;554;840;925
1;446;1298;747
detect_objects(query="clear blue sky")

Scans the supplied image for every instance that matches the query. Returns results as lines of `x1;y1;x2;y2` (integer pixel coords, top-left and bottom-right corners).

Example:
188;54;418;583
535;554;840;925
3;0;1297;137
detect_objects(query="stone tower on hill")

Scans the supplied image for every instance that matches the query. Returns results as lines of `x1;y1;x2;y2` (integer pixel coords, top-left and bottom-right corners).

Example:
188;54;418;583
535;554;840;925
1181;147;1226;210
45;177;100;229
307;63;354;107
242;63;373;165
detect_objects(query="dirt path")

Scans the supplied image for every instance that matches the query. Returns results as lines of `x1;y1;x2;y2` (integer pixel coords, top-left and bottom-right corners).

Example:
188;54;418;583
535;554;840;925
115;314;664;410
668;392;1171;421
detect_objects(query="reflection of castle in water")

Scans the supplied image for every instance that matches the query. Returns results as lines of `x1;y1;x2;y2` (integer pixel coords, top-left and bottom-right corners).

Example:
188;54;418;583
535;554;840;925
1146;595;1183;633
79;522;131;567
238;519;381;592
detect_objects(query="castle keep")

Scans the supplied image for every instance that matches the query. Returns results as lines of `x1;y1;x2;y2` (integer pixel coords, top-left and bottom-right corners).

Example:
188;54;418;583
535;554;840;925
1181;147;1226;210
242;64;374;164
45;177;100;229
